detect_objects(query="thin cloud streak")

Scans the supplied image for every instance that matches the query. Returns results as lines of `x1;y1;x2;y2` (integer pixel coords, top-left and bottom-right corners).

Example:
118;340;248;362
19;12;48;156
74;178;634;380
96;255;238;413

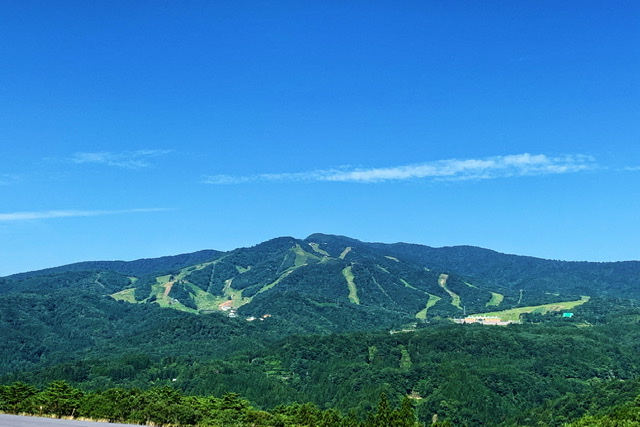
70;150;173;169
0;208;170;222
204;153;596;184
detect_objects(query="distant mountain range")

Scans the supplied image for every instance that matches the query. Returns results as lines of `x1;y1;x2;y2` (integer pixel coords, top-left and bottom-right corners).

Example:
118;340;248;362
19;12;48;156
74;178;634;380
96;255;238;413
2;233;639;328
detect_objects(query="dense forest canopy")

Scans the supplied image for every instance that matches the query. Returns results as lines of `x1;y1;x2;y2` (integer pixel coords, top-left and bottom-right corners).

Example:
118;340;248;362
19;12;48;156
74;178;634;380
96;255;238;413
2;234;640;426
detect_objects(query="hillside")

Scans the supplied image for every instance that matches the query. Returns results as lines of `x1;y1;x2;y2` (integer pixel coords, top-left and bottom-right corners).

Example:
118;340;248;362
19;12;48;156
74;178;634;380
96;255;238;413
2;234;639;326
3;234;640;425
375;241;640;299
5;249;222;279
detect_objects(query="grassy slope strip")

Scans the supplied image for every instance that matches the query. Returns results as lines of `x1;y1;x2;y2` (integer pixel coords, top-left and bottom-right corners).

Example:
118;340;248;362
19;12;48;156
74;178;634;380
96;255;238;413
475;296;591;322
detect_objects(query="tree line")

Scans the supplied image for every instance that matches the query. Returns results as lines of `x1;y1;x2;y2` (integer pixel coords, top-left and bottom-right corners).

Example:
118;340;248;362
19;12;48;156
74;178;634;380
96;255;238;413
0;380;422;427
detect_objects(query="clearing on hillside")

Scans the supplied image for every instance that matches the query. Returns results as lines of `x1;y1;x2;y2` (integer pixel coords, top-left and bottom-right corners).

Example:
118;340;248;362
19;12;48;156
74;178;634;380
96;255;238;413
342;265;360;304
111;288;136;303
438;274;462;309
486;292;504;307
476;296;590;322
308;242;330;257
415;294;441;320
339;247;352;259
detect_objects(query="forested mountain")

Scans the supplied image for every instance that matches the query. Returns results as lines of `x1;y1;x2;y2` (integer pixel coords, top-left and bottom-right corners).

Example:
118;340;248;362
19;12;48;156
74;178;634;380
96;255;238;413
4;233;638;325
2;234;640;426
375;240;640;299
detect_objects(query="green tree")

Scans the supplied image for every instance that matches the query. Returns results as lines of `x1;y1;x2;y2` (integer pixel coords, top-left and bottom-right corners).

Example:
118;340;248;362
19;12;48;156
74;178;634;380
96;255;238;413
391;396;417;427
319;408;343;426
216;392;252;425
373;393;393;427
297;402;322;426
38;380;84;417
0;382;38;413
78;387;140;422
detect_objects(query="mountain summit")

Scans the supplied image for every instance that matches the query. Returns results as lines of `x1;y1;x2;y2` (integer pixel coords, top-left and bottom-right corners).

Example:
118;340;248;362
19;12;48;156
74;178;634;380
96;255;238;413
2;234;639;334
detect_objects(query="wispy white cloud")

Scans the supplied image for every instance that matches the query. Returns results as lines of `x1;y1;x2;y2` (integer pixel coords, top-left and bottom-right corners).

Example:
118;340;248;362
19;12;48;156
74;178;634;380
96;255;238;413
0;208;170;222
203;153;596;184
70;150;173;169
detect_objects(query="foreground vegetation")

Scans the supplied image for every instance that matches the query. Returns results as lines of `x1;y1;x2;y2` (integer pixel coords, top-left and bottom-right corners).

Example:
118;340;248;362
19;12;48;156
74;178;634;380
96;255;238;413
4;377;640;426
0;381;419;427
4;297;640;425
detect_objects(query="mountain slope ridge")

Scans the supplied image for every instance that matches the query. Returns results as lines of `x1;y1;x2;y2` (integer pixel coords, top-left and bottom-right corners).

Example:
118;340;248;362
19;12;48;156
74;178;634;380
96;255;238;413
2;234;639;326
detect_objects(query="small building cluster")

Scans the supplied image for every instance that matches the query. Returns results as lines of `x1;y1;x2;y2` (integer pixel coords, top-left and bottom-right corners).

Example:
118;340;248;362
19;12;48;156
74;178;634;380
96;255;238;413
453;316;515;326
218;300;238;317
218;300;271;321
219;300;234;311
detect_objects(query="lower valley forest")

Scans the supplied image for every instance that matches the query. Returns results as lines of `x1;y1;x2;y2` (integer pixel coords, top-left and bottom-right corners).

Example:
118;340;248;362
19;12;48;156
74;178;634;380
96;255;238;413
2;235;640;426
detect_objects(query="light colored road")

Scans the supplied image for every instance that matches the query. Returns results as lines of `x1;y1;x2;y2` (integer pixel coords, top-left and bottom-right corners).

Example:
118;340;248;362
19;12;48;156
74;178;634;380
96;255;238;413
0;414;142;427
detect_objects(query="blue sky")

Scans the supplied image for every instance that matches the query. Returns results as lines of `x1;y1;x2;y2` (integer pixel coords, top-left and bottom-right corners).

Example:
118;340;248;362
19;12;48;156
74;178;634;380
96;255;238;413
1;1;639;276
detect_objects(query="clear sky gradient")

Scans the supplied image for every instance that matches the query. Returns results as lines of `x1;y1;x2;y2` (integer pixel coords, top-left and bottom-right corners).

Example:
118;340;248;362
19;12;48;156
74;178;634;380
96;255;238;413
1;1;639;276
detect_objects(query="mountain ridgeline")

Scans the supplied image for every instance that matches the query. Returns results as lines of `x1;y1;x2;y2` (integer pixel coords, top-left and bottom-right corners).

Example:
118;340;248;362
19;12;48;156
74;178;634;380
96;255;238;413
1;233;639;330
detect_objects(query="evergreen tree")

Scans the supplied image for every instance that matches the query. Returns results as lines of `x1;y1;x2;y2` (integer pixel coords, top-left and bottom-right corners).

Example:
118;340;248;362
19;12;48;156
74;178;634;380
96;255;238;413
0;382;38;413
38;380;84;417
391;396;417;427
373;393;393;427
